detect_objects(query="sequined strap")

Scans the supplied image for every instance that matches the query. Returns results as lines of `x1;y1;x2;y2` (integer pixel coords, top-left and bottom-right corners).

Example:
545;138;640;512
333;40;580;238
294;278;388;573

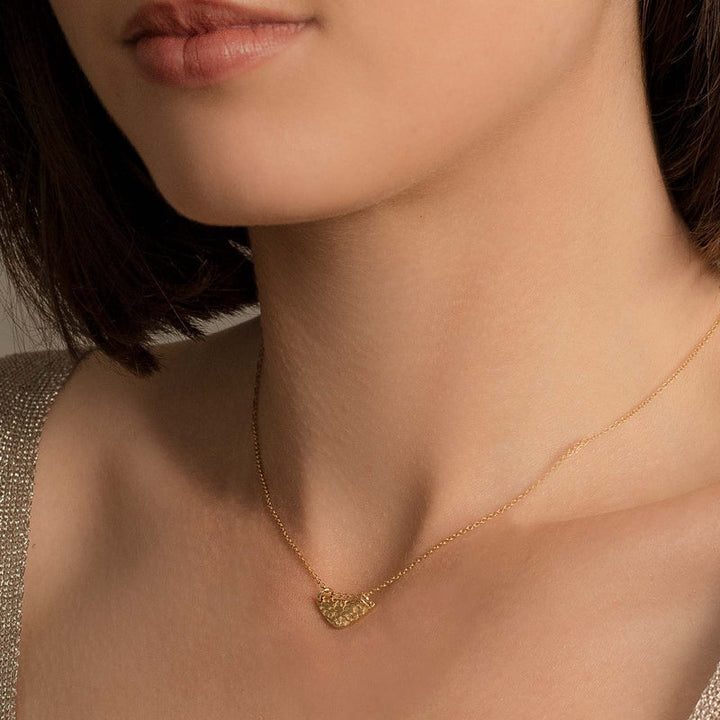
689;670;720;719
0;348;88;720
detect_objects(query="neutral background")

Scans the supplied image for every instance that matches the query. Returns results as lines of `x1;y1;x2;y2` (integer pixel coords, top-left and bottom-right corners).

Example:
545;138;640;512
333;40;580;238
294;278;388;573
0;266;49;357
0;265;254;358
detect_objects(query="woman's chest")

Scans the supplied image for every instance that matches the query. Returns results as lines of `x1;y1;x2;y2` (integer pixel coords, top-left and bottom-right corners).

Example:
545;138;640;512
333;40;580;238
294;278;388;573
15;484;720;720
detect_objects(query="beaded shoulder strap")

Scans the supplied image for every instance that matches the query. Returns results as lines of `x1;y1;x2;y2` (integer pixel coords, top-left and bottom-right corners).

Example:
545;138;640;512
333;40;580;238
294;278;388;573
0;347;90;719
689;668;720;719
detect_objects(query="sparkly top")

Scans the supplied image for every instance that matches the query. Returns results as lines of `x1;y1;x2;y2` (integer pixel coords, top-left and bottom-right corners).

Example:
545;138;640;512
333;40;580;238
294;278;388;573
0;348;86;719
0;347;719;718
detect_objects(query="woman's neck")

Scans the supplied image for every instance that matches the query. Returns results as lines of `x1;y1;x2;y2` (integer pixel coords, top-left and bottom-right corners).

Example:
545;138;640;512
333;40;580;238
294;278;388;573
244;14;720;586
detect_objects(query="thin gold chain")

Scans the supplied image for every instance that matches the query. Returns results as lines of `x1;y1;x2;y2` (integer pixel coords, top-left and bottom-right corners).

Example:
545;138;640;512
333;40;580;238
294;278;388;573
251;285;720;599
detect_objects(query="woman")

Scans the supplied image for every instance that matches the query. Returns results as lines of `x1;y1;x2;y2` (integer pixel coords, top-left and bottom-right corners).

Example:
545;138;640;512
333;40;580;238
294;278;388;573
1;0;720;716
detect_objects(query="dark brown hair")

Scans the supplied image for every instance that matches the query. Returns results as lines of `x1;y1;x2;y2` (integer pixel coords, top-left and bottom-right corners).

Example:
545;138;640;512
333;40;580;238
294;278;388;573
0;0;258;376
1;0;720;376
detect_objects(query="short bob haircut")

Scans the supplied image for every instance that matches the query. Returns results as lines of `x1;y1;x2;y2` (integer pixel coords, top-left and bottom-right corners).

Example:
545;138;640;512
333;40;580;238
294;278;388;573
2;1;720;376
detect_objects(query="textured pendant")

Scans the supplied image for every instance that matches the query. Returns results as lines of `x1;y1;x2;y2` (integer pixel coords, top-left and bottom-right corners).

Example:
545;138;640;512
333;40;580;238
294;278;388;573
316;587;376;628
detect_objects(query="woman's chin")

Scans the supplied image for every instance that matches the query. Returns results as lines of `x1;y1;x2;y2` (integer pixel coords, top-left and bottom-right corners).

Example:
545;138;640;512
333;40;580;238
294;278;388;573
158;194;339;228
152;172;395;228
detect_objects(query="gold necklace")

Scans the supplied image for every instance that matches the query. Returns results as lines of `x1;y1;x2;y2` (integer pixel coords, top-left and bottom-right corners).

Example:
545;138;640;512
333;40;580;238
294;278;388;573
251;286;720;629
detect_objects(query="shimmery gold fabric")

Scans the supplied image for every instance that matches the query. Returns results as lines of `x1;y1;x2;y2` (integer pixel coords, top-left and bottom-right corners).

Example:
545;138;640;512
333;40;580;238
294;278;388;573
0;347;89;720
0;346;719;718
690;669;720;719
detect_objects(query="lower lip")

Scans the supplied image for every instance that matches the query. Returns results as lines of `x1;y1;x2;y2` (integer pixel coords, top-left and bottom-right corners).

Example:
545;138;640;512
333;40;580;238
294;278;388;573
131;22;311;88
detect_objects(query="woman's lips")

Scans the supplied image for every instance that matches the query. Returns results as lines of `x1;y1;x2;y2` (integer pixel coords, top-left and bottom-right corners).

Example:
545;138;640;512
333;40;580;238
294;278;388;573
130;22;311;87
123;2;314;87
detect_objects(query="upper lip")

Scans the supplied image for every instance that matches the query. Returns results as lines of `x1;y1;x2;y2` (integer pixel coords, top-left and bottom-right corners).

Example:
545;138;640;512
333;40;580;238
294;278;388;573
122;0;312;43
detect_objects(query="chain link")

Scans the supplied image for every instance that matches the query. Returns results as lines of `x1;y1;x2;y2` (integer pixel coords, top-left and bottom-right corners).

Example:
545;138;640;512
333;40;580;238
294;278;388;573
251;286;720;599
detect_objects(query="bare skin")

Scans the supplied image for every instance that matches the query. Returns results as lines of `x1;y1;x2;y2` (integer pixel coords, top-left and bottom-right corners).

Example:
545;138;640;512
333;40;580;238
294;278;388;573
20;0;720;716
15;312;720;720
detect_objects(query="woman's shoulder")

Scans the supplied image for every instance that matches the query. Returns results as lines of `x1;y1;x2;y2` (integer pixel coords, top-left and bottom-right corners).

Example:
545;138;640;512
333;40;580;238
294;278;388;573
0;346;93;709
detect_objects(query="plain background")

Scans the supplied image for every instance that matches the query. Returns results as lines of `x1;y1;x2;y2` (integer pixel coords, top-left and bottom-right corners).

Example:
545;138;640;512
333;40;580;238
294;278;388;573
0;265;50;356
0;265;255;358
